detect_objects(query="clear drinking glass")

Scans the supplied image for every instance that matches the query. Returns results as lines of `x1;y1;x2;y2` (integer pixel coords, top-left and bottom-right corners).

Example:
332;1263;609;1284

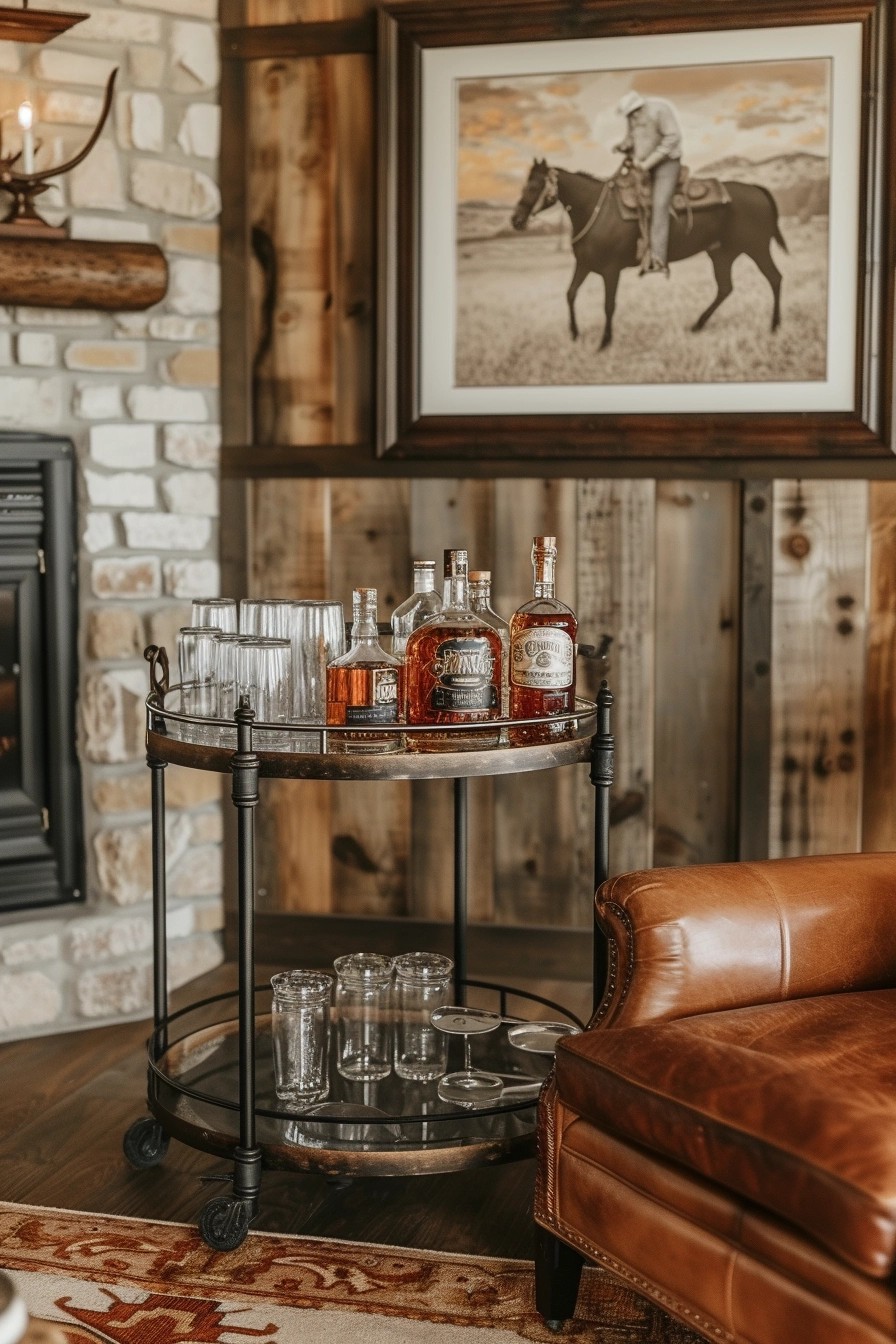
236;637;291;749
333;952;395;1081
270;970;333;1106
191;597;237;634
393;952;453;1081
212;633;250;747
287;600;345;748
176;626;220;743
239;597;293;639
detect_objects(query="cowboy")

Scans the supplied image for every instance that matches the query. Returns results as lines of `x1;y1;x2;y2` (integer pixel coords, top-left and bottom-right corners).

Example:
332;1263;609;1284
612;90;682;276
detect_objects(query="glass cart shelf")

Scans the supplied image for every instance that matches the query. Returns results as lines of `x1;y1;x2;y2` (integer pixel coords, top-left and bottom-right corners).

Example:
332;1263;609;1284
124;645;615;1252
145;981;582;1179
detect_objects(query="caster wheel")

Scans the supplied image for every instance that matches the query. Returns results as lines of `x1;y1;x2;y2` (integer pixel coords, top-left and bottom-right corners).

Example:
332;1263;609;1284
122;1117;170;1170
198;1196;251;1251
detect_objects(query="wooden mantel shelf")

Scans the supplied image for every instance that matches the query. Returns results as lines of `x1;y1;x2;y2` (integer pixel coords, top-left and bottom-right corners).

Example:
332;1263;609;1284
0;237;168;310
0;5;88;43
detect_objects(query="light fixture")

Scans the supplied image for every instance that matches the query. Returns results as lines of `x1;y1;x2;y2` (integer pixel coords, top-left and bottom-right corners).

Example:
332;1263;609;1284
0;67;116;236
0;1;87;44
0;6;167;310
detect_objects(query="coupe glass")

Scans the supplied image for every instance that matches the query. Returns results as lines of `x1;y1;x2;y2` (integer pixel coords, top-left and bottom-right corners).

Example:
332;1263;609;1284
431;1006;504;1105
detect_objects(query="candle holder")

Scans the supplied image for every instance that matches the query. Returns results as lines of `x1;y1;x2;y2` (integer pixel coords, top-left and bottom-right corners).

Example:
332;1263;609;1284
0;66;117;238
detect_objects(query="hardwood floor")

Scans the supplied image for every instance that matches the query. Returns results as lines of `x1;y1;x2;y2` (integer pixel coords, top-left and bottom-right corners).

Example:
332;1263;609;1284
0;964;592;1260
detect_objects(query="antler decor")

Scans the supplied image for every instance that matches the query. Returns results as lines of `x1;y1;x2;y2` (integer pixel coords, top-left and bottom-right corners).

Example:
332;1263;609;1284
0;1;88;44
0;66;117;236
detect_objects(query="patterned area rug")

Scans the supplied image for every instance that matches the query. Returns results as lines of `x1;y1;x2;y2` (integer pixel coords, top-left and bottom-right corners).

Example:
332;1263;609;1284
0;1203;704;1343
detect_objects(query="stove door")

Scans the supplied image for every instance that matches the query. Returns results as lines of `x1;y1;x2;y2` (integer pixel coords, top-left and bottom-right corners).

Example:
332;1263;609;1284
0;548;55;890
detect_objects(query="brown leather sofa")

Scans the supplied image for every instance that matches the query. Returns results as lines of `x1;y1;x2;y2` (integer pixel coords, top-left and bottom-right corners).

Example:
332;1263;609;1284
534;853;896;1343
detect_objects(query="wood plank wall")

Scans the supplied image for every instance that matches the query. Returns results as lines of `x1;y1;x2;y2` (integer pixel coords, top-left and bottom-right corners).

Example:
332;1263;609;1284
244;476;896;930
221;3;896;934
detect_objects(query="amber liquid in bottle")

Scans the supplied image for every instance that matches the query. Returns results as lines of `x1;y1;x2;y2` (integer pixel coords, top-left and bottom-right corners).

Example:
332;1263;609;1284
509;537;577;745
405;549;503;752
326;588;403;753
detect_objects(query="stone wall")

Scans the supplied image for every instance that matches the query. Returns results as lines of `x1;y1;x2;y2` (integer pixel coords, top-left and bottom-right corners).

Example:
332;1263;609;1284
0;0;225;1039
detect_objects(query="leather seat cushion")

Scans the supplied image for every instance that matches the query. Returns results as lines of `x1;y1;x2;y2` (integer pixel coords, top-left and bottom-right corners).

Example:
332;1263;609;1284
554;988;896;1278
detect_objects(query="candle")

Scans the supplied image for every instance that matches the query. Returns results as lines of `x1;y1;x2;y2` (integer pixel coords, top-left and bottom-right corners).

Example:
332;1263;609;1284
17;102;34;176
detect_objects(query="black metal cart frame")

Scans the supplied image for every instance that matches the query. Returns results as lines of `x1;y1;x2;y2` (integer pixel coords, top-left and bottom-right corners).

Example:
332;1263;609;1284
125;645;613;1251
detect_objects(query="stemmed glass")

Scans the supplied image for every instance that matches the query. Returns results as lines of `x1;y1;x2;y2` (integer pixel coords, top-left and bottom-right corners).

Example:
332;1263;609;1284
431;1006;504;1105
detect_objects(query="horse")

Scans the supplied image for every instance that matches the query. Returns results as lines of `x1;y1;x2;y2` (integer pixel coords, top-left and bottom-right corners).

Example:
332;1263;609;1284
510;159;787;349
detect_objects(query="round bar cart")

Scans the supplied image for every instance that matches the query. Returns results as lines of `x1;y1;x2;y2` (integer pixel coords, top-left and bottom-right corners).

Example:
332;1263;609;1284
123;645;614;1250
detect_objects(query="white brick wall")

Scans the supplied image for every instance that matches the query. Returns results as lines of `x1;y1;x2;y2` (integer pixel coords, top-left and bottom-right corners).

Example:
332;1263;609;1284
0;1;224;1041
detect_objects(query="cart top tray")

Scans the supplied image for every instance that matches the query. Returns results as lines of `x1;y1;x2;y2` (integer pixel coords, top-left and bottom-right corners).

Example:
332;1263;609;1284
146;692;599;782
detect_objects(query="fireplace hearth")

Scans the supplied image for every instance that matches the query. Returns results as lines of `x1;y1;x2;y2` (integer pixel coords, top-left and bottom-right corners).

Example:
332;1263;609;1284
0;433;81;911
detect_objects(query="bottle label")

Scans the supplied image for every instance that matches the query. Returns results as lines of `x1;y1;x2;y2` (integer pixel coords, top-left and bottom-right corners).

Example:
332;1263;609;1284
345;668;399;724
429;638;497;713
510;628;574;689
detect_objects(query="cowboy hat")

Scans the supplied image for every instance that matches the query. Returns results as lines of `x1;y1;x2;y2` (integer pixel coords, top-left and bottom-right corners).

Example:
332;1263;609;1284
616;90;646;116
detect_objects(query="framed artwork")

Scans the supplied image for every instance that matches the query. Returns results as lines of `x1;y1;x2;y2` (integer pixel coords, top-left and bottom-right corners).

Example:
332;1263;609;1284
377;0;896;462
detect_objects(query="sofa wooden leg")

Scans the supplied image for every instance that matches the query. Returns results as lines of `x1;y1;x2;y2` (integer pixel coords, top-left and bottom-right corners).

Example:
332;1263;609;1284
535;1224;585;1330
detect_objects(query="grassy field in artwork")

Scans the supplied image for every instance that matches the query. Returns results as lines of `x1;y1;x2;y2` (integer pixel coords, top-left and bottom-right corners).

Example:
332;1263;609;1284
454;215;828;388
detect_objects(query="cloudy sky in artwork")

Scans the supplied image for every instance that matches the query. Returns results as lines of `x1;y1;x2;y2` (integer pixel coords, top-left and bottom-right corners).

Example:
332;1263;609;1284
457;58;830;203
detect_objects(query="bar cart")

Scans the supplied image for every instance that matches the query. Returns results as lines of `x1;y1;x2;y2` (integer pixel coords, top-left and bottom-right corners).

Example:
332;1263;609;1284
123;645;614;1251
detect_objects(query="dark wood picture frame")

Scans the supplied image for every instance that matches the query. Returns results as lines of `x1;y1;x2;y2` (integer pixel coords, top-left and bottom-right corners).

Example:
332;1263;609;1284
377;0;896;464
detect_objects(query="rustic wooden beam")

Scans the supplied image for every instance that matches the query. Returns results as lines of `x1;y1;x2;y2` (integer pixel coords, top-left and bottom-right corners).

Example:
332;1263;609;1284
0;6;87;43
222;18;376;60
0;238;167;310
221;443;896;482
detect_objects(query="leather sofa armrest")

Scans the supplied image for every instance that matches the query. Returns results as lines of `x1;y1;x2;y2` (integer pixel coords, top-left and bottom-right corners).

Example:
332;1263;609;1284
594;852;896;1029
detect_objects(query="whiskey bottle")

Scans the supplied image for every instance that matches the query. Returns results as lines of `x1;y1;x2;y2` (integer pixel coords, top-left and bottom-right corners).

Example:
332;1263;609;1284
391;559;442;659
468;570;510;720
326;588;402;753
509;536;577;743
404;549;503;751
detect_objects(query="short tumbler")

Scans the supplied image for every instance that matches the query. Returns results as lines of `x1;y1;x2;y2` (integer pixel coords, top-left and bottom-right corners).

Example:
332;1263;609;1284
333;953;394;1081
270;970;333;1105
393;952;453;1081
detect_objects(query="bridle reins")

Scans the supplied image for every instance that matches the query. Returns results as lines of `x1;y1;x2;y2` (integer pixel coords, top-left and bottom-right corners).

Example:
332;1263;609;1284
570;179;611;245
525;164;613;246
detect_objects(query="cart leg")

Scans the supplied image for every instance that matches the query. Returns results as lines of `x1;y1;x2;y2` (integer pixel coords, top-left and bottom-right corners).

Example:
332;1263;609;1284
150;753;168;1057
590;684;614;1016
199;700;262;1252
122;748;171;1171
453;777;468;1004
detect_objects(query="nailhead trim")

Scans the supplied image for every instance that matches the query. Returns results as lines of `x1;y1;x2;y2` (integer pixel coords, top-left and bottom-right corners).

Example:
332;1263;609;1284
538;1211;734;1342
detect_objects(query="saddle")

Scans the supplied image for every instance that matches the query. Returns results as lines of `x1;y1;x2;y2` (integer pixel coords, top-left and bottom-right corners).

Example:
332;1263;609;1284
615;162;730;219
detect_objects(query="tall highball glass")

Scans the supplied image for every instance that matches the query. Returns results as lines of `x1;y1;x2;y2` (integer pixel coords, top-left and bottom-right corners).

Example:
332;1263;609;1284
191;597;237;634
287;600;345;748
239;598;293;639
176;625;220;743
236;637;291;749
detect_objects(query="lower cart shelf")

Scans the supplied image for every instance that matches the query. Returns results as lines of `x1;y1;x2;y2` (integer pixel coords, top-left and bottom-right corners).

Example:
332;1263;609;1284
140;981;583;1179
